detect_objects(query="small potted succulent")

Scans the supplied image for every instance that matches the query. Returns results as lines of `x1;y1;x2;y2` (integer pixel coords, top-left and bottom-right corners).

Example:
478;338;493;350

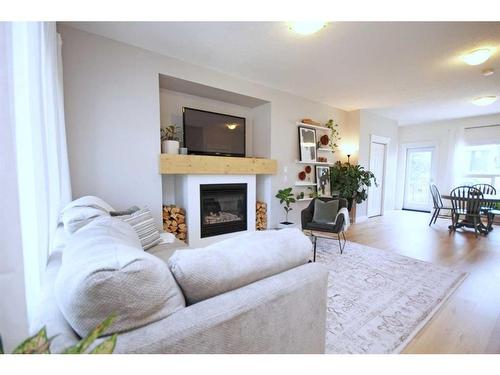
275;187;296;229
161;125;180;154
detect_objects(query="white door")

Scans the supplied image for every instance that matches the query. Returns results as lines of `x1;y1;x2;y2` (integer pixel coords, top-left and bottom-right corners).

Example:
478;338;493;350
367;142;386;217
403;147;434;211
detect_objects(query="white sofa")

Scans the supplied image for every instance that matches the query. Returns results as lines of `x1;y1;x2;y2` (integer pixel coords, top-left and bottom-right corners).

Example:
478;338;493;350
31;199;328;354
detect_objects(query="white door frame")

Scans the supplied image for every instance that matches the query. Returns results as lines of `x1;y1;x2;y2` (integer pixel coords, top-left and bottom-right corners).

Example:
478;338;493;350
367;134;390;217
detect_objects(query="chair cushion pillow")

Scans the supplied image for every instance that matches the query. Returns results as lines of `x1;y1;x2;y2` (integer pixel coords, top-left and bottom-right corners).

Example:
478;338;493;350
167;228;311;305
54;217;185;337
312;199;339;224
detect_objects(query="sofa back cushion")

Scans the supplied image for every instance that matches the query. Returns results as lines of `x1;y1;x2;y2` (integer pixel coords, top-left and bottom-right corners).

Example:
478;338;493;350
168;228;311;305
54;217;185;338
59;195;115;233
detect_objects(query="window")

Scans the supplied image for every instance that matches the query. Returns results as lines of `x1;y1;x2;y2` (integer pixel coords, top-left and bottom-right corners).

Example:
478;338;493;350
463;144;500;191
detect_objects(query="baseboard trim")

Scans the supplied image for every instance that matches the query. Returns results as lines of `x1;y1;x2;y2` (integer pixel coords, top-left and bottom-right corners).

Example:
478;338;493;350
354;215;368;223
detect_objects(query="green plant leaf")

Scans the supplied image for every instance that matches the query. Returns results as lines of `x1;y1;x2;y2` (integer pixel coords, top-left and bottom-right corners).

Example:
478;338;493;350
63;315;116;354
89;335;117;354
12;327;51;354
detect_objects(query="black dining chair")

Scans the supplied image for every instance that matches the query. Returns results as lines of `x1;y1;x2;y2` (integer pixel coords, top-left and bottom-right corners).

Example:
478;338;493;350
429;183;453;226
473;183;497;231
449;186;484;237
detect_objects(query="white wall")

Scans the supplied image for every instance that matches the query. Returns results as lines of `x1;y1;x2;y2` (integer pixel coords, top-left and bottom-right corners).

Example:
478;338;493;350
396;113;500;208
354;110;399;220
59;25;348;228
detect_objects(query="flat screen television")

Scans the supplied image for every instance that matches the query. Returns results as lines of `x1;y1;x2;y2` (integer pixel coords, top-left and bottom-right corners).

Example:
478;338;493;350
183;107;246;157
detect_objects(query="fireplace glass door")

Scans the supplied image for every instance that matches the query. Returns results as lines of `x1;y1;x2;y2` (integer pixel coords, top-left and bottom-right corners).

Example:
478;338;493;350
200;183;247;238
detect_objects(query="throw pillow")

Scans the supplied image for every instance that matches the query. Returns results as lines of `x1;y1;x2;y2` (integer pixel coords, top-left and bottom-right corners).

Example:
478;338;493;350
54;217;185;338
110;206;140;217
312;199;339;224
119;207;162;250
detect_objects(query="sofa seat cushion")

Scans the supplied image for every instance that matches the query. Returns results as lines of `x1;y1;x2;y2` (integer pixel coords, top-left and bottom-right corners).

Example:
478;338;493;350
167;228;311;305
54;217;185;338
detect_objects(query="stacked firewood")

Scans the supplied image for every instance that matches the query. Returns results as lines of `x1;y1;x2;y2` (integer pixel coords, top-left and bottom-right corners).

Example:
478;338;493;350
162;205;187;241
256;201;267;230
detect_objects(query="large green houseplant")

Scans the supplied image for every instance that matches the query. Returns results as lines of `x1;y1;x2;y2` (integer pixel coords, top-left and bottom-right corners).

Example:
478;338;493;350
329;161;377;211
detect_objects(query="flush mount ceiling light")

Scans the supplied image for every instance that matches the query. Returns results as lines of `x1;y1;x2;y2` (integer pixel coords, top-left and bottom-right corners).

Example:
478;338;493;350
226;123;238;130
461;48;493;65
289;21;328;35
472;96;497;106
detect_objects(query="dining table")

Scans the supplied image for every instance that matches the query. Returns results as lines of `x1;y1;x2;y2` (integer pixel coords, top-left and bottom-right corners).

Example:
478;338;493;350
441;193;500;234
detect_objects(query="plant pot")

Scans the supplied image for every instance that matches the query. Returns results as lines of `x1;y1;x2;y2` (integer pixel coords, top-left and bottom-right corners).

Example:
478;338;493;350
163;140;180;154
278;222;295;229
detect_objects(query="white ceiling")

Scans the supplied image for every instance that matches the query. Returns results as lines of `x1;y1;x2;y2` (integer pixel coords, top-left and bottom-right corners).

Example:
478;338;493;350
65;22;500;125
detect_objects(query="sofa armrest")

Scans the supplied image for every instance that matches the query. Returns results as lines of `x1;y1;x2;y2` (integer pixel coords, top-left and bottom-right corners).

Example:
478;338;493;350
112;263;328;354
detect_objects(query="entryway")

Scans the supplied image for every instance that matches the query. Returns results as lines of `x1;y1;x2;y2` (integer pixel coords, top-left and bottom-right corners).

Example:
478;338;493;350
403;147;435;212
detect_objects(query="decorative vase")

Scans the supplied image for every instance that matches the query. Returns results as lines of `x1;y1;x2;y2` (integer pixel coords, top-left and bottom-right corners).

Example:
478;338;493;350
278;222;295;229
163;140;180;154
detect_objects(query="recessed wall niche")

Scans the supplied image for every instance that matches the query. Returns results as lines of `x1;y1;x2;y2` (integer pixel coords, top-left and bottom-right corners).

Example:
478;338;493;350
158;74;273;243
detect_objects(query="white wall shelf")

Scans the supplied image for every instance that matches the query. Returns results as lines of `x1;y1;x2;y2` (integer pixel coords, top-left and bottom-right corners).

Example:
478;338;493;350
296;160;334;166
296;197;314;202
294;181;317;187
317;148;334;152
296;122;329;131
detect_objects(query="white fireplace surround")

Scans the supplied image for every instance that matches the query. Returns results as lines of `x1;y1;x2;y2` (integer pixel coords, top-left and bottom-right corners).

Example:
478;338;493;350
175;175;256;247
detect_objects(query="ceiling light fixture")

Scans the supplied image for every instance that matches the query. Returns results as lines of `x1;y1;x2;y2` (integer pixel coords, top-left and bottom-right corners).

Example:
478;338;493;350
289;21;328;36
482;68;495;76
472;96;497;106
461;48;493;65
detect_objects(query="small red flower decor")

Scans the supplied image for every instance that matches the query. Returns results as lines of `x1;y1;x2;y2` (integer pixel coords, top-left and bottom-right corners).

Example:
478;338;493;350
320;134;329;146
298;171;306;180
305;165;312;174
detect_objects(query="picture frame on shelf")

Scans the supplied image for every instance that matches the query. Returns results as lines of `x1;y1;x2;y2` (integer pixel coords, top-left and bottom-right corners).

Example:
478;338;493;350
298;126;317;163
316;165;331;197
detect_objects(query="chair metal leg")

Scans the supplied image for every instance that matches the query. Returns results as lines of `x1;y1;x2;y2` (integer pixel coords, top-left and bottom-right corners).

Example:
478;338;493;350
338;232;346;254
429;209;437;226
313;235;317;262
434;208;440;224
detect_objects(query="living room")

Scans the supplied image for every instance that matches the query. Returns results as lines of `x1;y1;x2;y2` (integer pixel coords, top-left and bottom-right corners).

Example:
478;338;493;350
1;1;500;372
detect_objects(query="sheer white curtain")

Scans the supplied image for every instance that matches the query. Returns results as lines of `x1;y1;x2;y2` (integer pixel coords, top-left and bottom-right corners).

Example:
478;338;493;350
10;22;71;322
443;126;466;193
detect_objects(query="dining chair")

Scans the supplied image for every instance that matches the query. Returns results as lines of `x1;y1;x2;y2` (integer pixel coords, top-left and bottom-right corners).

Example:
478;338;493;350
449;186;484;237
473;183;497;231
429;184;453;226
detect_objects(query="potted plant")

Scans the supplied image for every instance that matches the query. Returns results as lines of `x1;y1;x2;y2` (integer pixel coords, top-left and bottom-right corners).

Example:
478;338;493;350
329;161;377;212
275;187;296;228
161;125;180;154
325;119;341;152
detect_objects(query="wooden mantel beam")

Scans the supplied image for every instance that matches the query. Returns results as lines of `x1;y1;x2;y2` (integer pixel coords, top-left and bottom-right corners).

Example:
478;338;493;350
159;154;277;175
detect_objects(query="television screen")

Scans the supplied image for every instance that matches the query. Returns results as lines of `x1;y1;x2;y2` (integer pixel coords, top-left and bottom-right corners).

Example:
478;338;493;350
183;107;246;157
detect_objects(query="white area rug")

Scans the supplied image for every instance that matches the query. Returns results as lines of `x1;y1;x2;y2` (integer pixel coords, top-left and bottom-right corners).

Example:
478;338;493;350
315;239;467;354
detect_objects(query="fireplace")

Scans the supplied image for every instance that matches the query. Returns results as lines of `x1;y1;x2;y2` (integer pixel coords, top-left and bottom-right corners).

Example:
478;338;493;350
200;183;247;238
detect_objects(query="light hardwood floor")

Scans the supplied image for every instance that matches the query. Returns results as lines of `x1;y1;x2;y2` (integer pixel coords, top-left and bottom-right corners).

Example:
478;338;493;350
346;209;500;353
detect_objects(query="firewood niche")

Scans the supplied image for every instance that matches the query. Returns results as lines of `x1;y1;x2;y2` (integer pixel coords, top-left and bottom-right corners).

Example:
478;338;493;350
162;205;187;241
